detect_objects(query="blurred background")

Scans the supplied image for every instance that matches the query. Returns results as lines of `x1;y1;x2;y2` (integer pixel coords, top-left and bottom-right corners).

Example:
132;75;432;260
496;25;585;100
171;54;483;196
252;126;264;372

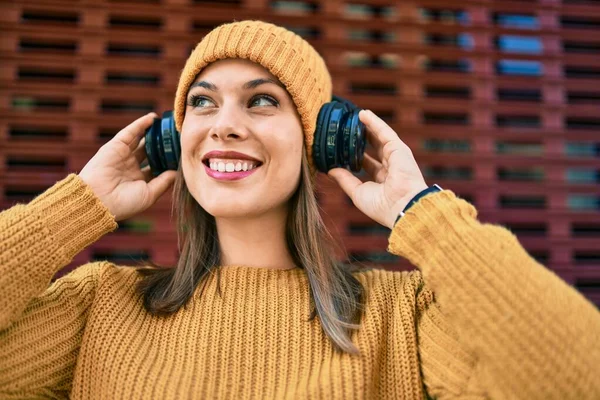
1;0;599;307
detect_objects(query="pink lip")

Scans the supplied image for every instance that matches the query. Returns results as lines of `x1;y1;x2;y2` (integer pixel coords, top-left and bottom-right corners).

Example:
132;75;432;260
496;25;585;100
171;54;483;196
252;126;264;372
204;163;261;181
203;150;261;163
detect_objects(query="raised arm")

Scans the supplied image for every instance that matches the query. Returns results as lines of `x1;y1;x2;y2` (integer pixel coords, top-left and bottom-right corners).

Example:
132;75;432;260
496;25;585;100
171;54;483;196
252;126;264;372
328;109;600;399
0;175;117;398
0;175;117;331
389;191;600;399
0;113;175;397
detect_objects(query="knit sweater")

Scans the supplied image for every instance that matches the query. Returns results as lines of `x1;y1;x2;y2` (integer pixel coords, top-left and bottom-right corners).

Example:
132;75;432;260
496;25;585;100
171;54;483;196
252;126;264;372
1;175;599;400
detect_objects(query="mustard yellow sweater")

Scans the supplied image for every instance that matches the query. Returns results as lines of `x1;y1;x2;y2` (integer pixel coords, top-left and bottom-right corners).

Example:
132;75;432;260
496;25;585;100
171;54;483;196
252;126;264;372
1;174;599;399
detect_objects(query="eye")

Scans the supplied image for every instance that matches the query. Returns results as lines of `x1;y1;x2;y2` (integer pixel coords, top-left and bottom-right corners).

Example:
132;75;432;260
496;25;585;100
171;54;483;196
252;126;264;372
188;94;215;108
249;94;278;108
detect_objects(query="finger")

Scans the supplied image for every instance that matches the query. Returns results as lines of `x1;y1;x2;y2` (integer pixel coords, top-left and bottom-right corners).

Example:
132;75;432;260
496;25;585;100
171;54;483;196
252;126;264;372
360;109;402;148
141;165;153;182
365;142;382;164
362;153;386;183
327;167;362;201
134;137;148;164
365;122;384;160
146;170;177;203
114;112;157;150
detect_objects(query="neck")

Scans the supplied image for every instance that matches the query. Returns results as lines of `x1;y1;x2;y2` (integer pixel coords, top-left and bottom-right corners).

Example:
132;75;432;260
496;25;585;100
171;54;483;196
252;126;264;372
215;204;297;271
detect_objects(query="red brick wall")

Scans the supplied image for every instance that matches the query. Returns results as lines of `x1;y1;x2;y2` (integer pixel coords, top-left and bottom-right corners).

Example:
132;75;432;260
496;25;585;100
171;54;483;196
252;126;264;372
1;0;599;306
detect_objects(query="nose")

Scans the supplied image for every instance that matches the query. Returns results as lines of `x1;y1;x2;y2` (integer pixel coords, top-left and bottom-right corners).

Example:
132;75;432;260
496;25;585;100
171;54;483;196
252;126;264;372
209;100;250;142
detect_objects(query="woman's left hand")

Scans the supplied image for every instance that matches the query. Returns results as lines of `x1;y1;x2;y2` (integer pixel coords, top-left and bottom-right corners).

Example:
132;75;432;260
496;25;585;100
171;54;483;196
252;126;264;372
327;109;428;229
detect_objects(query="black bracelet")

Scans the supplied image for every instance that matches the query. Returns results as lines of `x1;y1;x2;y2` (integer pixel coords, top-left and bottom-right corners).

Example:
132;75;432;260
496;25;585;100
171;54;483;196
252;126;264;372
393;184;443;227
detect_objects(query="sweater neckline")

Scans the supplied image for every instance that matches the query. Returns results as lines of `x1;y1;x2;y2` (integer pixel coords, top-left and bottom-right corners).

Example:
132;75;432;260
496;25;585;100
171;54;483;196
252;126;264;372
217;264;303;273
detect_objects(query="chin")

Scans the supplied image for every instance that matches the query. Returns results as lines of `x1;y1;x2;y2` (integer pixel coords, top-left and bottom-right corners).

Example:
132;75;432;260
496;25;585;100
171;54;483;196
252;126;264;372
204;205;253;218
199;195;267;218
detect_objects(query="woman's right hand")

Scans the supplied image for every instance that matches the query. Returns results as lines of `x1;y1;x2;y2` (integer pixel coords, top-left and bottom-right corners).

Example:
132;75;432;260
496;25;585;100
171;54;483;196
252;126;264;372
78;112;177;222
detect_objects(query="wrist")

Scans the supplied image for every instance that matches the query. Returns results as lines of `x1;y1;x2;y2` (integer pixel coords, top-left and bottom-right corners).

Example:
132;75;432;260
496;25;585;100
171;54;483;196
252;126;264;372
390;184;443;229
387;185;428;229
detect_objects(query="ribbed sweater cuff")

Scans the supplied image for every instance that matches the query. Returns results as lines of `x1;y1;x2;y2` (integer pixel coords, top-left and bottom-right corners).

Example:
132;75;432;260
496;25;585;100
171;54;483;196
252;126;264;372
387;190;478;263
29;174;118;262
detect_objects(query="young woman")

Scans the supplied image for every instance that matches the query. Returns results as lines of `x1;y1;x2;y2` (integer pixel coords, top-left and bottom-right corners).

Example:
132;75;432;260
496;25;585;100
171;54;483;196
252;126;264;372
1;20;599;399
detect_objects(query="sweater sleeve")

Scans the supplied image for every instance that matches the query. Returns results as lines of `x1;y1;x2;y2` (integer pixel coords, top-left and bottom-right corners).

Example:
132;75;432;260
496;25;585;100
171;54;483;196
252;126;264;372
388;190;600;399
0;173;117;330
411;272;486;400
0;262;110;398
0;174;118;398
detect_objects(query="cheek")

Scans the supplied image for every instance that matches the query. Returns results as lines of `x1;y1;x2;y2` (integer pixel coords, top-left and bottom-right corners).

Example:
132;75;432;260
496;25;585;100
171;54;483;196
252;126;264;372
269;134;303;173
265;137;303;201
179;124;205;201
179;120;206;167
180;120;195;151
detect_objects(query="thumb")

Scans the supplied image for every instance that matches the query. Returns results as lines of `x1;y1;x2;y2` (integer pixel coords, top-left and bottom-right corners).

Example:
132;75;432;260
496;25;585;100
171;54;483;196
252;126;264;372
327;168;361;198
147;170;177;203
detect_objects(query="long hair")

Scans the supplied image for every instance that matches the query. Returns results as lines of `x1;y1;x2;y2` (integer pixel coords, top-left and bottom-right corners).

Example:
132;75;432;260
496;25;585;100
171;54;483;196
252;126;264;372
134;146;368;355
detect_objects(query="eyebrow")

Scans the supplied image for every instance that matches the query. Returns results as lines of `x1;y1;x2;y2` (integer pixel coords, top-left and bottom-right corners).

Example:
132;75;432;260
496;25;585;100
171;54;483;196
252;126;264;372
189;78;285;92
243;78;286;90
189;81;218;91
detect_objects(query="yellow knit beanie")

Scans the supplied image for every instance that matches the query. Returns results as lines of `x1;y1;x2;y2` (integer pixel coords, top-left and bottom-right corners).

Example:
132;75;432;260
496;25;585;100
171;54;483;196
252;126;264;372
173;20;333;178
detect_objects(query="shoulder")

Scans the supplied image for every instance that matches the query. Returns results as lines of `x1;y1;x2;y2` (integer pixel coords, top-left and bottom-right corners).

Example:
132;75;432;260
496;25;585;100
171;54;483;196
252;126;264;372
354;267;424;292
56;261;112;284
352;267;426;310
46;261;116;299
98;262;150;283
59;261;150;289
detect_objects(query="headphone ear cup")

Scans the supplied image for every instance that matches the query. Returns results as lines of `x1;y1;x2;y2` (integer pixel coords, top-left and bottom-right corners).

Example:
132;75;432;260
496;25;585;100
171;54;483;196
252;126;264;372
144;111;180;176
170;114;181;169
160;111;180;171
347;110;365;172
313;97;366;173
145;117;162;176
313;102;336;173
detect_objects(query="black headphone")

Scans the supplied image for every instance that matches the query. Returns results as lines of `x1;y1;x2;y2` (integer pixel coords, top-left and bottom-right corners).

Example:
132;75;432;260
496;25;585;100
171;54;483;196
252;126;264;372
144;95;366;176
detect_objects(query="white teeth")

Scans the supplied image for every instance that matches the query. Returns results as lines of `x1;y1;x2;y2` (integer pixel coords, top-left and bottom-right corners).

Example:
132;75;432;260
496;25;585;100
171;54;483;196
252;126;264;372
207;160;259;172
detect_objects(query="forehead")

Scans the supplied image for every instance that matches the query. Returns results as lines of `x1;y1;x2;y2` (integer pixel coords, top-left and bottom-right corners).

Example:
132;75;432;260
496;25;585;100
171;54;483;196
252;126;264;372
193;58;281;85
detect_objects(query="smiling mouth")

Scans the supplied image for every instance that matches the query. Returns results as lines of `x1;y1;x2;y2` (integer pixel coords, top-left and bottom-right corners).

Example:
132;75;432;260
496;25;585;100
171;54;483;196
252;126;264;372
202;161;263;181
202;159;264;170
